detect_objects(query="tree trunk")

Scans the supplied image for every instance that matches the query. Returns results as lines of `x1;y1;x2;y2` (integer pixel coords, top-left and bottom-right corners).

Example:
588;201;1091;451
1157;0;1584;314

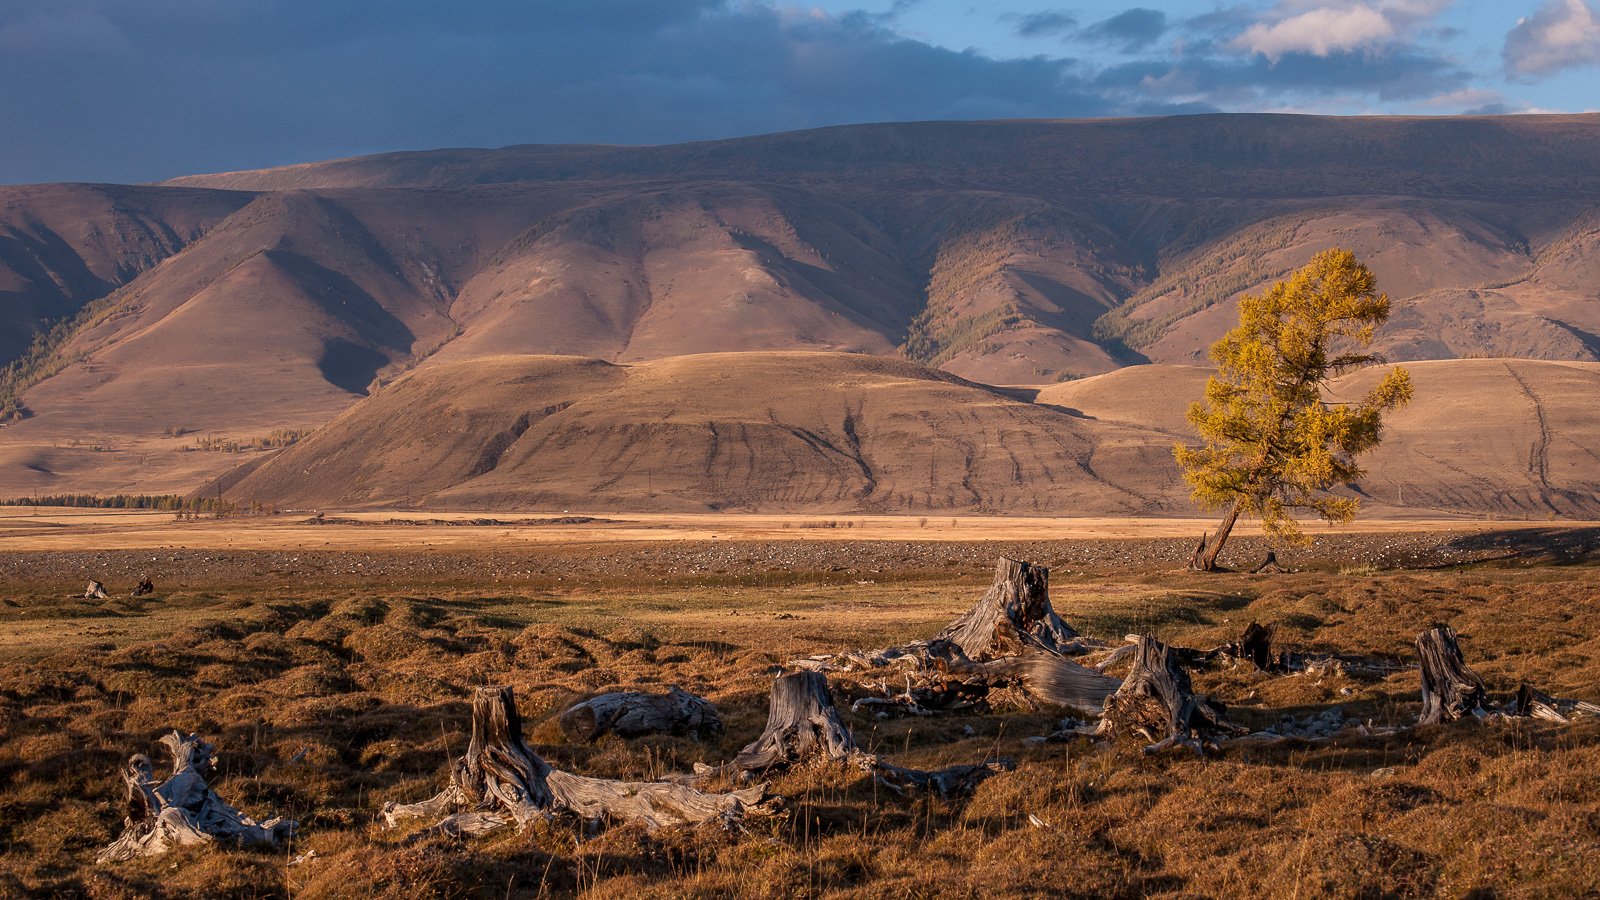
1416;624;1489;725
383;686;771;838
559;686;722;743
1190;502;1242;571
1094;635;1244;754
98;732;295;863
937;557;1079;660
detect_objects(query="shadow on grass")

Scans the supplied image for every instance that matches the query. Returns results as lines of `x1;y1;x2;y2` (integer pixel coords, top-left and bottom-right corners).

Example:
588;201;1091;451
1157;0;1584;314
1434;527;1600;567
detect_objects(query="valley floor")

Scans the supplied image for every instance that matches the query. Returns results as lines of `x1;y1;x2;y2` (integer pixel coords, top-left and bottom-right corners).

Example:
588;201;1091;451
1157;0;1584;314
1;524;1598;896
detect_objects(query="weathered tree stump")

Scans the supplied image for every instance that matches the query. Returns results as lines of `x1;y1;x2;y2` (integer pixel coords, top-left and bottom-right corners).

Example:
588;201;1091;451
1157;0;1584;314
84;580;107;600
1094;635;1245;754
1251;552;1283;574
1224;622;1283;673
1188;532;1211;571
937;558;1079;660
98;732;295;863
1416;625;1489;725
131;577;154;598
559;686;722;743
383;686;771;838
731;671;857;771
697;671;1009;798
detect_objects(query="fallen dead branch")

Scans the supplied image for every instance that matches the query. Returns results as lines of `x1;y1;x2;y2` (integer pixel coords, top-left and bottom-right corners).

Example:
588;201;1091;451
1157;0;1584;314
558;686;722;743
383;686;774;839
1505;683;1600;723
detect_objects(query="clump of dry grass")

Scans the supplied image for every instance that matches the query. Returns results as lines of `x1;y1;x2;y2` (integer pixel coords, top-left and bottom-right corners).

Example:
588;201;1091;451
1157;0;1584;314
0;561;1598;896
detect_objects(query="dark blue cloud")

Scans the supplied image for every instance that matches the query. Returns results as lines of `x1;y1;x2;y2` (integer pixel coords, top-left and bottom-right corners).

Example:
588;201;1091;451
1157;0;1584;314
1082;8;1168;53
0;2;1122;184
0;1;1481;186
1008;10;1078;38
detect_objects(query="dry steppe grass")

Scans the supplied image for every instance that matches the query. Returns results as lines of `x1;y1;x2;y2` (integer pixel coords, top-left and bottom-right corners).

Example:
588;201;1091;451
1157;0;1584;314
2;539;1598;897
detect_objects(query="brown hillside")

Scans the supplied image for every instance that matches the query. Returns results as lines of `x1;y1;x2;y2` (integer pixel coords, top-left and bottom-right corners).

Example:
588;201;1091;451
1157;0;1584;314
4;116;1600;407
221;353;1600;518
0;183;250;363
1043;359;1600;518
225;352;1175;514
163;114;1600;198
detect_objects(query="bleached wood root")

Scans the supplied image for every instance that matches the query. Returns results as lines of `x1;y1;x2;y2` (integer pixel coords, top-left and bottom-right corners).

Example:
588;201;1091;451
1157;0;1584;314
98;732;294;863
85;580;107;600
559;686;722;743
841;640;1119;718
383;686;773;839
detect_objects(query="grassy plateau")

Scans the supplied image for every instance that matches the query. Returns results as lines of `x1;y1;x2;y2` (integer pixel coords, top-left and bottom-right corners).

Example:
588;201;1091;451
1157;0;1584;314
1;514;1597;897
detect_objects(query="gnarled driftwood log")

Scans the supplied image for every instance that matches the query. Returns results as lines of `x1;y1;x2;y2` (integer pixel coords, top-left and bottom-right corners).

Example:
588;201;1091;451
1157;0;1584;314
98;731;294;863
1416;624;1489;725
559;686;722;743
85;580;107;600
1094;635;1245;754
383;686;772;838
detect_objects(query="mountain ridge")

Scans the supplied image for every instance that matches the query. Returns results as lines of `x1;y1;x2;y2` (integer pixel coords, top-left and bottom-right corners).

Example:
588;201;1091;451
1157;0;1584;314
5;115;1600;512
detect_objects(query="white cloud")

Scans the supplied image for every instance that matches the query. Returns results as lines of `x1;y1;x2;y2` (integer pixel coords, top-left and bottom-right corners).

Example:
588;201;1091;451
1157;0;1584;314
1237;5;1392;60
1504;0;1600;77
1232;0;1453;62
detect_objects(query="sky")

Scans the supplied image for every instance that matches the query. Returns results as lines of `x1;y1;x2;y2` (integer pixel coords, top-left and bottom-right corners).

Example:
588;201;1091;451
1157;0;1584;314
2;0;1597;184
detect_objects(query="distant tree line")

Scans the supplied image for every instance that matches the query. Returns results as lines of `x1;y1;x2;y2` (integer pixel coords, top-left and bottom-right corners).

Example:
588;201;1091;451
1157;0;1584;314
2;494;248;513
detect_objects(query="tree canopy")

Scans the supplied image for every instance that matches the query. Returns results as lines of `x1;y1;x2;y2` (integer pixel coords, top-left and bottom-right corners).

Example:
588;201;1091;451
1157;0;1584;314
1175;248;1412;569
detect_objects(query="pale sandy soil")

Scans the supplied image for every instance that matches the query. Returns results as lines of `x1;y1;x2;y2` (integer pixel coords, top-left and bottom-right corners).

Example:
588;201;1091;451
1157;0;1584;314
0;506;1565;552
